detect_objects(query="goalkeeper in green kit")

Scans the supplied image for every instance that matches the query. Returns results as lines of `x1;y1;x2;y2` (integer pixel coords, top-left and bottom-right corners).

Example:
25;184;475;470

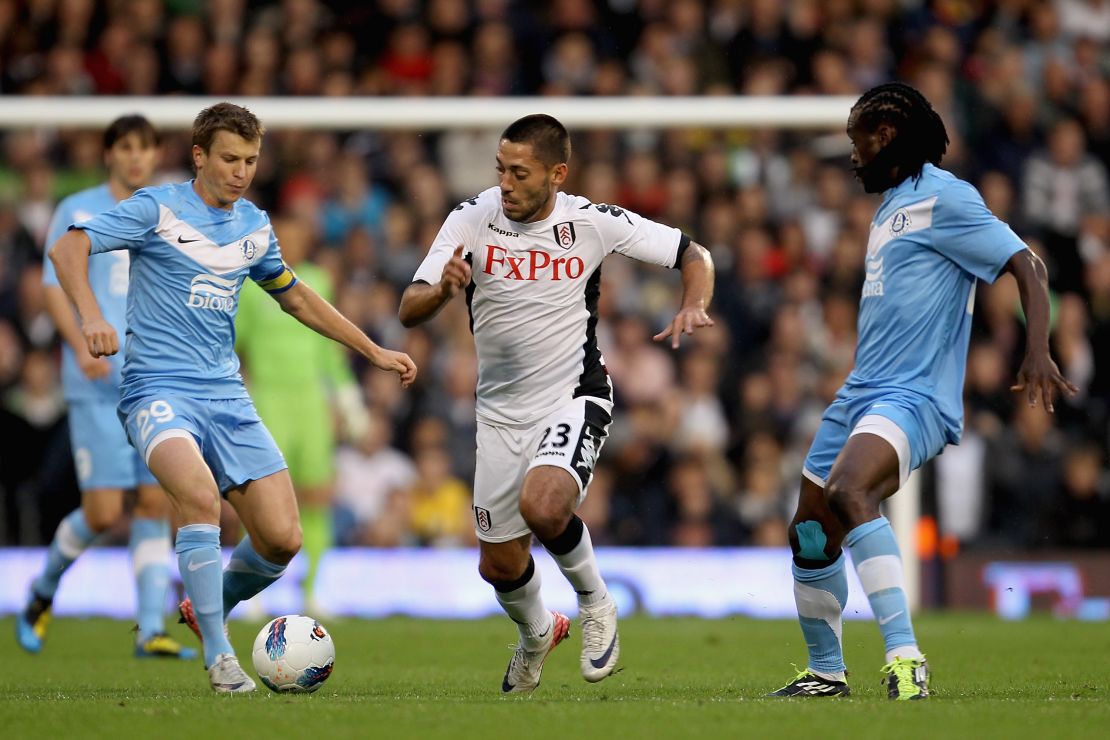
235;216;367;612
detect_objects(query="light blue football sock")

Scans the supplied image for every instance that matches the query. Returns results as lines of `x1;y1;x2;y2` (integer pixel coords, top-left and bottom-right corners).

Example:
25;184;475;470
130;517;171;641
846;516;919;658
793;553;848;676
176;524;233;666
32;509;97;600
222;536;287;619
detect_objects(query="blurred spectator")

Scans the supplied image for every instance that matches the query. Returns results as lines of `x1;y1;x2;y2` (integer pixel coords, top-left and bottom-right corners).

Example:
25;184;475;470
407;445;473;547
1057;0;1110;42
1023;118;1110;293
160;15;205;94
2;348;72;544
1044;442;1110;547
321;155;392;245
673;349;729;456
667;454;742;546
0;199;38;324
987;401;1066;548
604;313;674;408
334;412;417;547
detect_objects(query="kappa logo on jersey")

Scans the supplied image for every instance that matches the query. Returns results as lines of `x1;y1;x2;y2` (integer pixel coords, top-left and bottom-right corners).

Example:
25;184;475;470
475;506;492;532
488;222;519;238
552;221;576;249
482;244;585;281
186;273;237;312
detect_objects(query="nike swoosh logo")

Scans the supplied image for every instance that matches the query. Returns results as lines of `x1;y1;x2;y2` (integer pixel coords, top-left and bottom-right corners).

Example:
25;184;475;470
589;634;618;669
187;559;220;572
536;626;551;639
178;236;200;244
878;610;904;625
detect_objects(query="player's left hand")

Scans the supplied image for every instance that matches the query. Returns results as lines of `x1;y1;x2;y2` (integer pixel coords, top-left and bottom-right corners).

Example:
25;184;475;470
653;307;714;349
1010;351;1078;413
371;348;418;388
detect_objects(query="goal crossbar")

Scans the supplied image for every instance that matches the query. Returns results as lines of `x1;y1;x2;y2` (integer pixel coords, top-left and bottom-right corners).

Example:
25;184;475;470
0;95;856;130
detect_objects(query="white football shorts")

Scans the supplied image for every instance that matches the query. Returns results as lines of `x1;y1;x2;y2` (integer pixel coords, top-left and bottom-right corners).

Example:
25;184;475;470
472;396;612;542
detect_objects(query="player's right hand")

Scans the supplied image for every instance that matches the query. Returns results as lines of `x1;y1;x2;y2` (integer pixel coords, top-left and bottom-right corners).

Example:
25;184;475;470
82;318;119;358
77;351;112;380
439;245;471;299
371;348;418;388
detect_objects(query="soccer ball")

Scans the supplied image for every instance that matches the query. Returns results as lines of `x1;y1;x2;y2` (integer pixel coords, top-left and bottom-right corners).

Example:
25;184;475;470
251;615;335;693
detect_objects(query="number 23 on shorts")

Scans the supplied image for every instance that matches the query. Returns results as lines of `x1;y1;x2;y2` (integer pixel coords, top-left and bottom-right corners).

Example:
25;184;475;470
538;423;571;450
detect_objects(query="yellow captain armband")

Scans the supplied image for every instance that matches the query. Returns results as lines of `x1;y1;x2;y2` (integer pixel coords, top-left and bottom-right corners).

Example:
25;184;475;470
257;264;298;294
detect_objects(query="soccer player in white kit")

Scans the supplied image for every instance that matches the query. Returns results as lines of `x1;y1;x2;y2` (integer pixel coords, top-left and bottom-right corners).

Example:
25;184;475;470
400;114;715;694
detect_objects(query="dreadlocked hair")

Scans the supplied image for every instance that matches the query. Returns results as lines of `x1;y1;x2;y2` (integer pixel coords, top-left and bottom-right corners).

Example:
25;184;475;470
852;82;949;182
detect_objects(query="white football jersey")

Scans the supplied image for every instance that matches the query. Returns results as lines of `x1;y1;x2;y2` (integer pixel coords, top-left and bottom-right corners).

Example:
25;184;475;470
413;187;687;426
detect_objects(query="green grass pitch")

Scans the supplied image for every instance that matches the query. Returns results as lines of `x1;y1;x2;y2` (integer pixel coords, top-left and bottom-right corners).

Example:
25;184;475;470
2;614;1106;739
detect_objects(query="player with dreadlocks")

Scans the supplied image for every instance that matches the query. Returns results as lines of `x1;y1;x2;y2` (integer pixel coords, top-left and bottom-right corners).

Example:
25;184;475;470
768;82;1077;700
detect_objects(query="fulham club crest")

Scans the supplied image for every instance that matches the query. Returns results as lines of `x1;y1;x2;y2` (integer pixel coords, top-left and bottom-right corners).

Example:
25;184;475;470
475;506;492;532
552;221;576;249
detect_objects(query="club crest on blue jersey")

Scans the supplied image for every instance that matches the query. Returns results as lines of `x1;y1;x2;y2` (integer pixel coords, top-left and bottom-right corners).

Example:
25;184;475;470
889;209;911;235
240;239;257;261
266;617;288;659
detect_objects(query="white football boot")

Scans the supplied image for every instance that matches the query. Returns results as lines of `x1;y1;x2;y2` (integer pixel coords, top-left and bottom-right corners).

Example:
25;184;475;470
501;611;571;695
208;653;257;694
579;599;619;682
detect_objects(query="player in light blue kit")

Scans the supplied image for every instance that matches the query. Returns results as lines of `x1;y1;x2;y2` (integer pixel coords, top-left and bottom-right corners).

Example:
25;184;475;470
769;83;1078;700
18;115;195;660
48;103;417;693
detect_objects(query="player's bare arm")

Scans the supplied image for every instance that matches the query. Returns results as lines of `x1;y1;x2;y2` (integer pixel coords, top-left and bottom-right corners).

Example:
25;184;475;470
398;245;471;327
274;280;417;388
652;241;715;349
41;284;111;379
48;228;119;358
1003;248;1079;412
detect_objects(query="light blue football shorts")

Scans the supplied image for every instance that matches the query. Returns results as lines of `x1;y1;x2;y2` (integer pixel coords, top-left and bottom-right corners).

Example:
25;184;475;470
119;393;287;495
68;399;158;492
803;388;948;489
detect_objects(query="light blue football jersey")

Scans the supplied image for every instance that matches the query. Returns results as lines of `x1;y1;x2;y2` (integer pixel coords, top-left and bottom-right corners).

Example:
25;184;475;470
75;181;297;404
43;183;130;403
846;163;1026;444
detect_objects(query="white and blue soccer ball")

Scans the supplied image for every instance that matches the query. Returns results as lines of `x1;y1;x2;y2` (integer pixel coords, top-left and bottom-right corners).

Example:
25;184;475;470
252;615;335;693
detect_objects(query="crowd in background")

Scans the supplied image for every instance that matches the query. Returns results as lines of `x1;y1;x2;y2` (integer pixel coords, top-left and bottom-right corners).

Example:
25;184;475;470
1;0;1109;551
